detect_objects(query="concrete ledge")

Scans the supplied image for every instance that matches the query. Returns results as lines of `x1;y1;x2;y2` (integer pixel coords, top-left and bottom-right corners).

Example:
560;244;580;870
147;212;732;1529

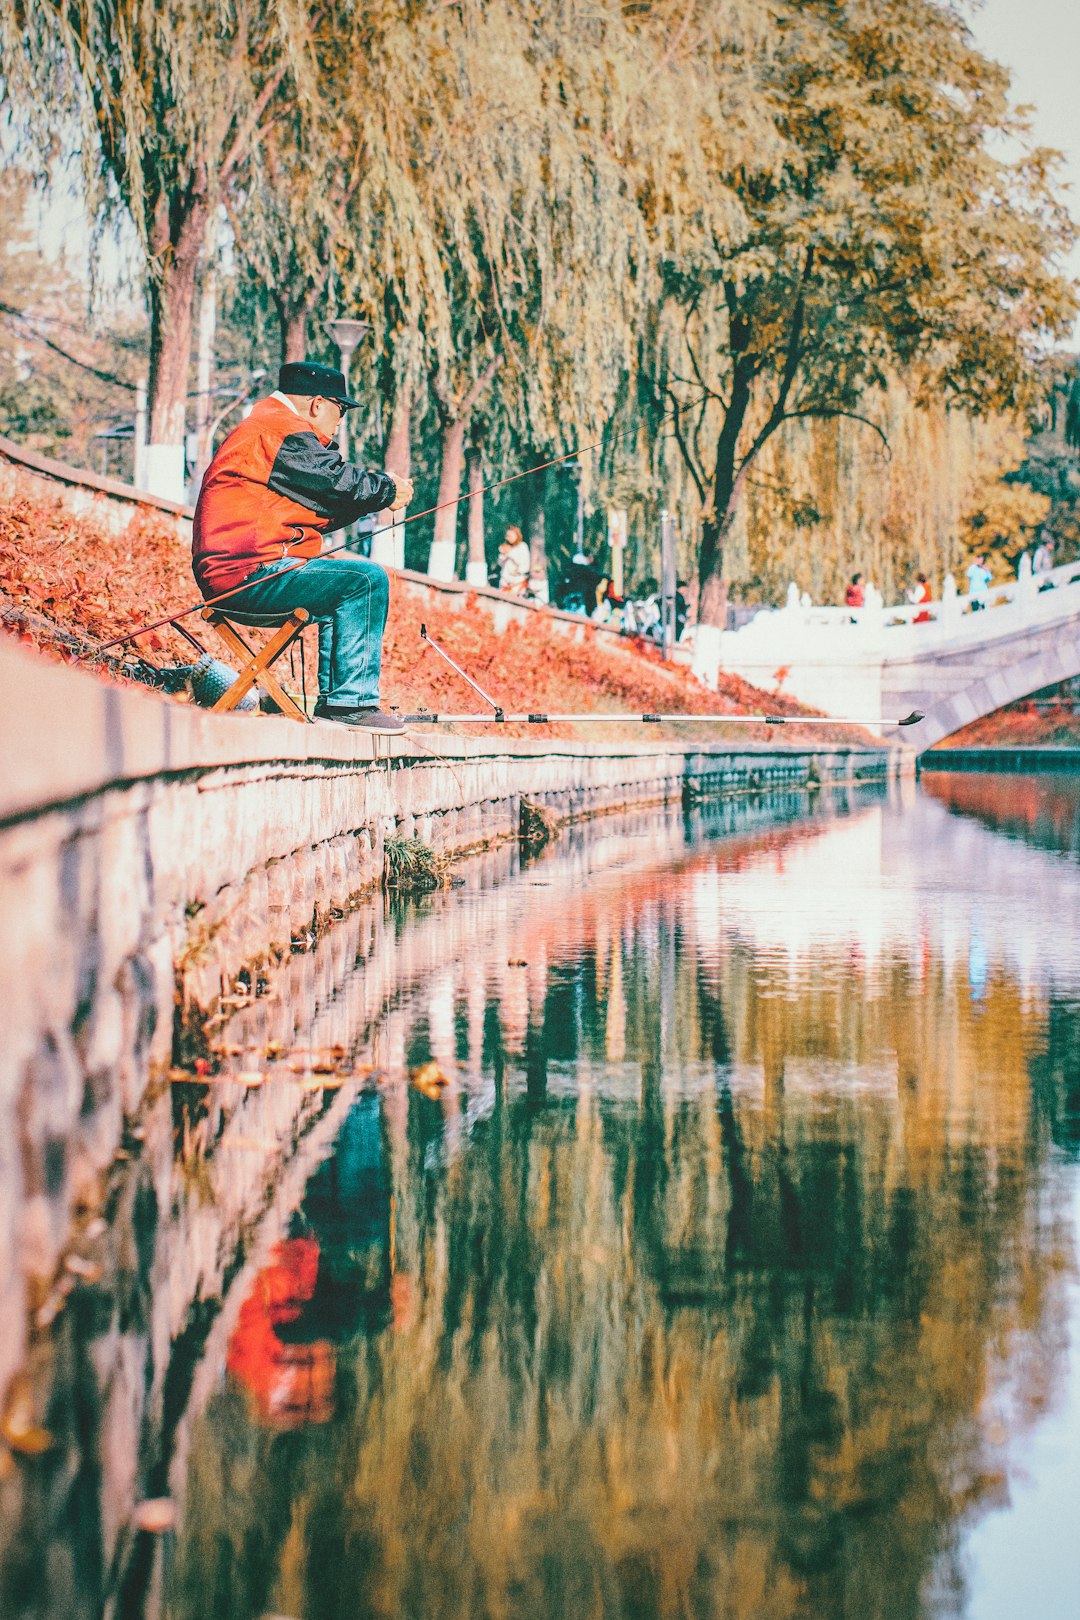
0;636;895;827
921;746;1080;772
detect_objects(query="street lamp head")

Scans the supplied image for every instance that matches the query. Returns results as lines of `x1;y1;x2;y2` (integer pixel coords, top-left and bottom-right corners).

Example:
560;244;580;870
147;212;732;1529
323;318;371;361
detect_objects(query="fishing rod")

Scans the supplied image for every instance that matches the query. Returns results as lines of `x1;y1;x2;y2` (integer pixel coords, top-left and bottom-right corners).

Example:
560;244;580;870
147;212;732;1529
401;712;926;727
81;391;711;662
413;624;925;729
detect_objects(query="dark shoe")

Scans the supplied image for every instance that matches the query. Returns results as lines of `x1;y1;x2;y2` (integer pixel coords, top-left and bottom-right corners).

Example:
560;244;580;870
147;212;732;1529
314;702;406;733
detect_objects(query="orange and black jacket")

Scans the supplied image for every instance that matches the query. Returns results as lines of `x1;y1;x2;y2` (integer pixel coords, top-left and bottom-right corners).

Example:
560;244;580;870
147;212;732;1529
192;395;397;597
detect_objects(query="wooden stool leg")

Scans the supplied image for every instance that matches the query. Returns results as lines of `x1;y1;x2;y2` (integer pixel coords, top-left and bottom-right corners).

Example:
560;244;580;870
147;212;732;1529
244;626;311;722
202;609;311;721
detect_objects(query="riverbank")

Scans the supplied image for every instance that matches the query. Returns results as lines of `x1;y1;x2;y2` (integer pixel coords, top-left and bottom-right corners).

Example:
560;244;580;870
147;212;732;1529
934;691;1080;750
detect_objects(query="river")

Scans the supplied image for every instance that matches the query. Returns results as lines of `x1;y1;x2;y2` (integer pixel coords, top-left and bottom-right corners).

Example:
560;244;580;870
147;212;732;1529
3;771;1080;1620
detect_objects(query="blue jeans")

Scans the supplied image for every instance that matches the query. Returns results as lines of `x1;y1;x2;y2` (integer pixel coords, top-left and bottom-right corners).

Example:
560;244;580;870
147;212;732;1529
220;555;390;707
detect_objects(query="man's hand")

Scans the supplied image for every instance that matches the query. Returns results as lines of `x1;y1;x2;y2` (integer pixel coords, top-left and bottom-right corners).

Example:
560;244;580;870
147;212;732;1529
388;473;414;512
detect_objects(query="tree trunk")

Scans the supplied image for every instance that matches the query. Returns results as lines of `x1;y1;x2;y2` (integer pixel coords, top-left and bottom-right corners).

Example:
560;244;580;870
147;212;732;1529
696;362;753;630
690;361;755;687
696;535;728;627
280;303;309;364
146;194;207;501
383;380;412;478
465;443;487;586
373;379;412;569
191;222;218;496
426;357;502;580
277;272;328;365
428;414;467;580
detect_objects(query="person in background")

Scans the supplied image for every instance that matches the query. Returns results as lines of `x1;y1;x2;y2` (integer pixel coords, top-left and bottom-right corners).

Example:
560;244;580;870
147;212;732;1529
557;551;604;615
1033;537;1055;587
965;552;992;610
844;572;865;609
908;571;932;624
497;525;531;595
591;577;613;623
675;580;689;639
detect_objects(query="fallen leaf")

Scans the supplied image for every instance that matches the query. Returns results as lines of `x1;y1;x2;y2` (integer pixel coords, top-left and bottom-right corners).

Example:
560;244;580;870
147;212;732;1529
410;1061;451;1099
64;1254;102;1283
0;1378;52;1455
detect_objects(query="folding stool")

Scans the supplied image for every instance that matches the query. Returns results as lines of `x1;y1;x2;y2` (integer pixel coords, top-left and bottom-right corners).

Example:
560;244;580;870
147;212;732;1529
199;606;311;722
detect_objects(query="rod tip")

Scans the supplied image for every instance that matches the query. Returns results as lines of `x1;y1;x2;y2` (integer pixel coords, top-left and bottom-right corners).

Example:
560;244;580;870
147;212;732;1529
420;623;427;639
899;710;926;726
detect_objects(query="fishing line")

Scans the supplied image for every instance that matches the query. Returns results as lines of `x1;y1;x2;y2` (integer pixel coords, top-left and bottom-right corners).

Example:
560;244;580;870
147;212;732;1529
78;390;711;662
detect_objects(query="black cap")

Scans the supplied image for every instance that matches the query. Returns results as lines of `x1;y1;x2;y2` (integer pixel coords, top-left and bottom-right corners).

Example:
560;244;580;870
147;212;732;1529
277;360;360;409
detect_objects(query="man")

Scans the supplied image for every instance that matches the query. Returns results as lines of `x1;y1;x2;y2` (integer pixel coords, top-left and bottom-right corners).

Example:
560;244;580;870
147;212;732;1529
557;550;603;615
192;359;414;731
965;552;992;611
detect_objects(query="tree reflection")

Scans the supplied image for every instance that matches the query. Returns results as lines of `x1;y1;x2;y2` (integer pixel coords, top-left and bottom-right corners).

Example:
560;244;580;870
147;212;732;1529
172;824;1076;1620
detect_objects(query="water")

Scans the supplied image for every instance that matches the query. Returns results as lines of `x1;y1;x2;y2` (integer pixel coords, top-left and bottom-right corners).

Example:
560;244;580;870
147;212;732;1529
5;774;1080;1620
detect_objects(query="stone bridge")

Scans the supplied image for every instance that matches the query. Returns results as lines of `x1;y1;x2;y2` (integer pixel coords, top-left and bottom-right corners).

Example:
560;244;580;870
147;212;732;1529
693;557;1080;749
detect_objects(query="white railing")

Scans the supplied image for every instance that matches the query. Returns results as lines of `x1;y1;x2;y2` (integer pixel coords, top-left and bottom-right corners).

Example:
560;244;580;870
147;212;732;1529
726;557;1080;658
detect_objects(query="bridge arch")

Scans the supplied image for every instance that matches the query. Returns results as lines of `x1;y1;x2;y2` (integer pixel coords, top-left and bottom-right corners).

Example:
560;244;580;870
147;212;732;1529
911;629;1080;751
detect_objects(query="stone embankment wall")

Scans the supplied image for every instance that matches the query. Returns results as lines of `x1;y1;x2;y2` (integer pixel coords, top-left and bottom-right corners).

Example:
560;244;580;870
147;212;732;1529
0;633;905;1405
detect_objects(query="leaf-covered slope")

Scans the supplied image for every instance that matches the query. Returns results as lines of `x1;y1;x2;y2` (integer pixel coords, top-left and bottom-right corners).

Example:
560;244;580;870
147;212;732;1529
0;493;878;746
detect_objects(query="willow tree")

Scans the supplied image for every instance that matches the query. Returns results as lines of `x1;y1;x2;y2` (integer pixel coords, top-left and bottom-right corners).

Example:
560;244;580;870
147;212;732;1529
402;0;647;580
632;0;1076;657
227;2;452;377
1;0;322;497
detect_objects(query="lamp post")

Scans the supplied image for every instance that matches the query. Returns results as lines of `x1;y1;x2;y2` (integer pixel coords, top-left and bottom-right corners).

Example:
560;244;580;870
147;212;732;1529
323;317;370;458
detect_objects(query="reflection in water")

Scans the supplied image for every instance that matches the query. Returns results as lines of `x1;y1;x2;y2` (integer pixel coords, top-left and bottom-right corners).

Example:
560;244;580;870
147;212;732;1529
166;779;1080;1620
4;777;1080;1619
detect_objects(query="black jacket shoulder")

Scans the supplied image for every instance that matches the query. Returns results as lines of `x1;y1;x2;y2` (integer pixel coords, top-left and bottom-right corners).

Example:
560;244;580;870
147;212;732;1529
268;430;397;529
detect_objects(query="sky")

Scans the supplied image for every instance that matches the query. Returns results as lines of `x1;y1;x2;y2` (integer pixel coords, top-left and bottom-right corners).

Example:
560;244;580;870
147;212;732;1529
968;0;1080;336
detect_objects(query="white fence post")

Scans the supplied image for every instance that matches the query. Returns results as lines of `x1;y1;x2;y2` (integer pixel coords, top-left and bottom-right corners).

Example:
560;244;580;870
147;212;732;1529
941;572;958;633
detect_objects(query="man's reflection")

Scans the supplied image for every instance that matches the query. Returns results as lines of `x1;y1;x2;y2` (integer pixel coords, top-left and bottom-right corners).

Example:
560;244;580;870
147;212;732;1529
226;1096;391;1428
